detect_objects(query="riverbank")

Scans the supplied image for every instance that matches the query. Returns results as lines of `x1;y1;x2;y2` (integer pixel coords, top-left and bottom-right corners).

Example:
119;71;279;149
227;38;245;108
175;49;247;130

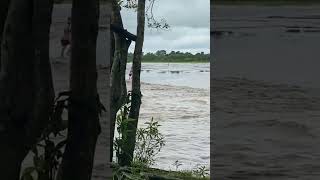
112;164;209;180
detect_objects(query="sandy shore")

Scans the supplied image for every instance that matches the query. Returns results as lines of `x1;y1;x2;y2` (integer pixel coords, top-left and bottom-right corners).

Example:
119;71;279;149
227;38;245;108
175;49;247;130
212;5;320;179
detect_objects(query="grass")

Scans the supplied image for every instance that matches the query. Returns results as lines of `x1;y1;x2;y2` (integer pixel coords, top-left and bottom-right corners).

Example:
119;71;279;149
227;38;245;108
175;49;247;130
112;164;210;180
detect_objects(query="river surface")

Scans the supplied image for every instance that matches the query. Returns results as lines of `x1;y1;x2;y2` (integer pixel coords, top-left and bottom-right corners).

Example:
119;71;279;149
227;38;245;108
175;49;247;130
127;63;210;89
124;63;210;171
212;5;320;179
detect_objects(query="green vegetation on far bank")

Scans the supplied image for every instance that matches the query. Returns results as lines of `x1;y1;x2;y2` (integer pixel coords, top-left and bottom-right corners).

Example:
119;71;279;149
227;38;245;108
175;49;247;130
128;50;210;63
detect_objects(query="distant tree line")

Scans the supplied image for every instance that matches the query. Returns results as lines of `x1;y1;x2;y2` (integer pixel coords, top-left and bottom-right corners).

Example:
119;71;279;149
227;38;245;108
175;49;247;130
128;50;210;63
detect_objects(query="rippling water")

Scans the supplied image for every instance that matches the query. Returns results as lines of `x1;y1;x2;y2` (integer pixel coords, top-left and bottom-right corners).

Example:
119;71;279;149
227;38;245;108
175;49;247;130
127;63;210;89
126;63;210;170
213;77;320;179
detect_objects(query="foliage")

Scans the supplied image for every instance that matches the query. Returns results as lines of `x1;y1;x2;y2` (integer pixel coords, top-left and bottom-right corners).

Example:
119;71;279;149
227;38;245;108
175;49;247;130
134;118;165;167
192;165;210;179
114;92;165;167
113;107;209;179
112;95;209;180
112;165;147;180
171;161;210;179
113;93;135;164
118;0;138;9
128;50;210;63
145;0;170;29
112;164;210;180
113;93;166;179
21;91;105;180
118;0;170;30
20;92;69;180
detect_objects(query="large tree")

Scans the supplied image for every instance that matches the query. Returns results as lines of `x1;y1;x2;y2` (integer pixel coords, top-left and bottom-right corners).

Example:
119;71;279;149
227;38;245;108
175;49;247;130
110;0;167;166
109;0;139;162
110;0;130;162
0;0;54;179
122;0;146;166
56;0;101;179
0;0;10;69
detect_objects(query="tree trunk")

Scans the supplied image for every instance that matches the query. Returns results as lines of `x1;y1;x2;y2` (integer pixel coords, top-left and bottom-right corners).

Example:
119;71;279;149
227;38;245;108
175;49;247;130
110;0;130;162
56;0;101;179
0;0;35;178
0;0;54;178
28;0;55;150
104;1;113;177
0;0;10;69
0;150;24;180
123;0;146;166
110;18;115;71
29;0;55;177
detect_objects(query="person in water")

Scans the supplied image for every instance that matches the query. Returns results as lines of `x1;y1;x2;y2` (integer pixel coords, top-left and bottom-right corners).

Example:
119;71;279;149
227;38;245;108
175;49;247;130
60;17;71;57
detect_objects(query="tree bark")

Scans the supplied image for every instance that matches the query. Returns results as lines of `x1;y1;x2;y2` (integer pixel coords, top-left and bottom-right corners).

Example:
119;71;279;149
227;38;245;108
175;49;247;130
0;150;24;180
110;22;115;70
110;0;130;162
104;1;113;177
29;0;55;177
0;0;54;178
0;0;10;69
56;0;101;179
123;0;146;166
28;0;55;150
0;0;35;178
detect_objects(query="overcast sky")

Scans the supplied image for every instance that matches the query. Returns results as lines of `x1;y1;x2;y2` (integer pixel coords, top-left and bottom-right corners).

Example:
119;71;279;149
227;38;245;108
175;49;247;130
121;0;210;54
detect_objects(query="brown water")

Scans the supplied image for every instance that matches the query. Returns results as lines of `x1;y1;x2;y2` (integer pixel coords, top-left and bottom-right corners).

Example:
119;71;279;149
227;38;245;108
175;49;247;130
213;5;320;179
